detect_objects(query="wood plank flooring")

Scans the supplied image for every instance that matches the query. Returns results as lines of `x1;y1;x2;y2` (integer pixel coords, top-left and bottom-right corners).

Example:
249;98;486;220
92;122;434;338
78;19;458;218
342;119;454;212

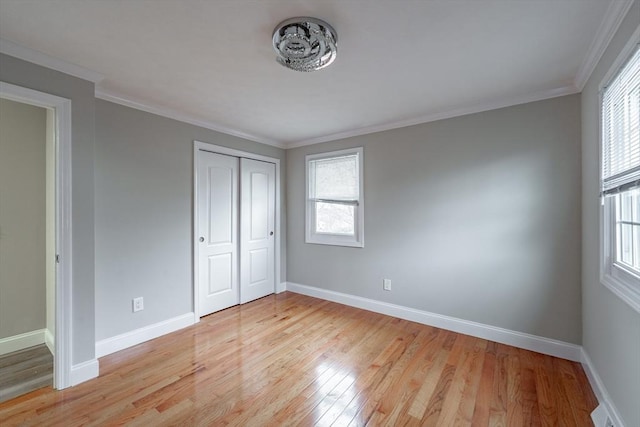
0;292;598;426
0;344;52;403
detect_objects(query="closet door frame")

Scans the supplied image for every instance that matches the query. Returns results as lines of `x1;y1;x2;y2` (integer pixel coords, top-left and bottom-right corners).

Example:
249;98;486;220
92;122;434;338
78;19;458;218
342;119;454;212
193;140;282;320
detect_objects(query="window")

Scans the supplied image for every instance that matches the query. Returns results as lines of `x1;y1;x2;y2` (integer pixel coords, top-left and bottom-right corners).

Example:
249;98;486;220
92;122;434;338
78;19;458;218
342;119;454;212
601;44;640;313
306;147;364;247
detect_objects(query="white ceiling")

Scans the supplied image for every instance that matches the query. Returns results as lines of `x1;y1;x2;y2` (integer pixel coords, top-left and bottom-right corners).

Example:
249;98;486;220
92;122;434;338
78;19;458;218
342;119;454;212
0;0;633;148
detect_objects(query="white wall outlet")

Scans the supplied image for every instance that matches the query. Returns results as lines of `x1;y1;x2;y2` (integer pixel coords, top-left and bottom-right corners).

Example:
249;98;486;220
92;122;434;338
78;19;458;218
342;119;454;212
383;279;392;291
133;297;144;312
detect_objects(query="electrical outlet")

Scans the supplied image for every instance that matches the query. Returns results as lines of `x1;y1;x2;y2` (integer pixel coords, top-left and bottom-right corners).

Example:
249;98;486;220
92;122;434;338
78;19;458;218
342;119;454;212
133;297;144;312
383;279;392;291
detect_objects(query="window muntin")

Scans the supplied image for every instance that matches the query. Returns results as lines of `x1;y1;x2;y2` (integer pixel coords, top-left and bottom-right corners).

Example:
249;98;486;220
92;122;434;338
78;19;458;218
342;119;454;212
306;148;364;247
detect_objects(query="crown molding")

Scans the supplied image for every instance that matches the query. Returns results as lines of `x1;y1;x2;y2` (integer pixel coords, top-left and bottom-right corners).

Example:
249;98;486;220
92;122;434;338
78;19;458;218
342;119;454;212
95;89;286;149
0;38;104;83
574;0;634;90
285;84;579;149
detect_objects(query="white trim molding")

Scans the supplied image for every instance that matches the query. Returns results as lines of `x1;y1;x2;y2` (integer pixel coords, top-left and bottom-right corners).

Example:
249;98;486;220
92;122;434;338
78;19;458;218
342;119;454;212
69;359;100;387
96;89;285;149
574;0;635;90
581;349;626;427
285;282;582;362
0;38;104;83
0;329;46;356
95;313;195;358
44;329;55;356
0;81;74;390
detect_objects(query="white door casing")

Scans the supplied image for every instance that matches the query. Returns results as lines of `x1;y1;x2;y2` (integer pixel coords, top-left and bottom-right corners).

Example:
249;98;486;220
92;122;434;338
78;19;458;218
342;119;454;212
197;151;240;316
240;158;275;304
0;81;73;389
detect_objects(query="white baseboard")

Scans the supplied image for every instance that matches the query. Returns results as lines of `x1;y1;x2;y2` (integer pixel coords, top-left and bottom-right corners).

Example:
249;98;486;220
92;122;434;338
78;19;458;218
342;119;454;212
95;312;196;358
276;281;287;294
69;359;99;386
0;329;46;355
581;349;626;427
44;329;55;356
285;282;582;362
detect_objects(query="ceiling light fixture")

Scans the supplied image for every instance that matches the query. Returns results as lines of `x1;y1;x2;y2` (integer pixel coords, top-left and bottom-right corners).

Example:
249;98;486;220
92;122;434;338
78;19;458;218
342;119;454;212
272;17;337;72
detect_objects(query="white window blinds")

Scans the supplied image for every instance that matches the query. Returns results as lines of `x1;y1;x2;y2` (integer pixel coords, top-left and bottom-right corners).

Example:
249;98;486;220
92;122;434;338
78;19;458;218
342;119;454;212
602;45;640;195
308;153;360;204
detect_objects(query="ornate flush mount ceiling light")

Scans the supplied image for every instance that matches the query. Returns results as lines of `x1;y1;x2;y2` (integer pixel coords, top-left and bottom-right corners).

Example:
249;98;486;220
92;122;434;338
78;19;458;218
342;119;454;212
272;17;338;72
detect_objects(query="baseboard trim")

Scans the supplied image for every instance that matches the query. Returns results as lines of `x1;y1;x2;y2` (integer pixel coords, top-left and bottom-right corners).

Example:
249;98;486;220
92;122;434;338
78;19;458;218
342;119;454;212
0;329;46;356
285;282;582;362
95;312;196;358
581;349;626;427
276;281;287;294
44;329;55;356
69;359;99;386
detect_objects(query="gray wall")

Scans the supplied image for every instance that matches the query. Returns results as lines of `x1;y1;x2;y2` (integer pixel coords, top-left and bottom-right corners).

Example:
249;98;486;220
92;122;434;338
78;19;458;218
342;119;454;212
0;98;46;338
287;94;582;344
94;99;286;340
0;53;96;364
581;2;640;426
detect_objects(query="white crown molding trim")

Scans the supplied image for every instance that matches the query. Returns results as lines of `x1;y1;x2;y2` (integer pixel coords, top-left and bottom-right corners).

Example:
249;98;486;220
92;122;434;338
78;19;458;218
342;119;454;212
0;38;104;83
95;312;195;358
286;85;579;148
95;89;287;149
581;348;626;427
0;329;45;356
285;282;582;361
69;359;99;387
574;0;635;91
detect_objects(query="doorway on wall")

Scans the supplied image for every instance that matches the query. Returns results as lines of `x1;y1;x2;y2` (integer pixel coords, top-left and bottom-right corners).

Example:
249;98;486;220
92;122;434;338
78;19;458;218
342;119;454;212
193;142;281;318
0;82;73;394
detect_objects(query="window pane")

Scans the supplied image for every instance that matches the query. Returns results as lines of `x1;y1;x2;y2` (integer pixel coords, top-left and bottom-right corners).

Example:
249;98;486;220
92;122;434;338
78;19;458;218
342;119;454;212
315;202;355;235
616;188;640;272
310;154;359;200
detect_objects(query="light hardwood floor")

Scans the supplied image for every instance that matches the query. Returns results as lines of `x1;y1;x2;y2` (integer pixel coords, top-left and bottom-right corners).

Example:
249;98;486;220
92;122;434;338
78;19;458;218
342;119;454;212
0;292;597;426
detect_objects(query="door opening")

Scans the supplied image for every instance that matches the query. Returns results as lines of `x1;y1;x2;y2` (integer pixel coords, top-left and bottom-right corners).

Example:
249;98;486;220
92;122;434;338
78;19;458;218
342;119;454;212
0;81;73;390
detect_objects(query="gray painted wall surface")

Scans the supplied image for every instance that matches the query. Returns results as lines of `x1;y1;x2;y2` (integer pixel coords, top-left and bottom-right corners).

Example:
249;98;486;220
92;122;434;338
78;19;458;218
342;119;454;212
0;53;96;364
94;99;286;340
581;2;640;426
0;98;46;338
287;94;582;344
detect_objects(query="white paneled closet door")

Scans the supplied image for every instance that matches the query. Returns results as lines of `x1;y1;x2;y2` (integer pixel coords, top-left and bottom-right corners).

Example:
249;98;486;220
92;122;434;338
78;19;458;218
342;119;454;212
197;151;240;316
197;151;276;317
240;158;276;304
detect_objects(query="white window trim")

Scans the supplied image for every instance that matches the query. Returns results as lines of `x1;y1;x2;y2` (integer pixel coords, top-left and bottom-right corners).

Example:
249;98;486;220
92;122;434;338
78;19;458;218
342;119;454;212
305;147;364;248
599;26;640;314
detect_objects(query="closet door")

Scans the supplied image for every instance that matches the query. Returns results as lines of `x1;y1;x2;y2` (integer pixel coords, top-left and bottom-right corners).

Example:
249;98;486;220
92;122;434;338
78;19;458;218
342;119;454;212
197;151;239;316
240;158;276;303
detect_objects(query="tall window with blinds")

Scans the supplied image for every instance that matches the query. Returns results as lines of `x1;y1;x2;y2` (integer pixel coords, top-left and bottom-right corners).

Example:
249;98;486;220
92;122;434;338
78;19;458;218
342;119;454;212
601;44;640;312
306;147;364;247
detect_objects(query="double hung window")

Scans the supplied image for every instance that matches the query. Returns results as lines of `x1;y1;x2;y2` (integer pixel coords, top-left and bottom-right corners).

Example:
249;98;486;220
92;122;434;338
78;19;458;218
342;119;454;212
601;45;640;312
306;147;364;247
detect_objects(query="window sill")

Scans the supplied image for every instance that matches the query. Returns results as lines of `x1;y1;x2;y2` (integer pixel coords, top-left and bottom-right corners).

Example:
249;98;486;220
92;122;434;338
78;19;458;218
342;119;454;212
601;272;640;313
306;236;364;248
